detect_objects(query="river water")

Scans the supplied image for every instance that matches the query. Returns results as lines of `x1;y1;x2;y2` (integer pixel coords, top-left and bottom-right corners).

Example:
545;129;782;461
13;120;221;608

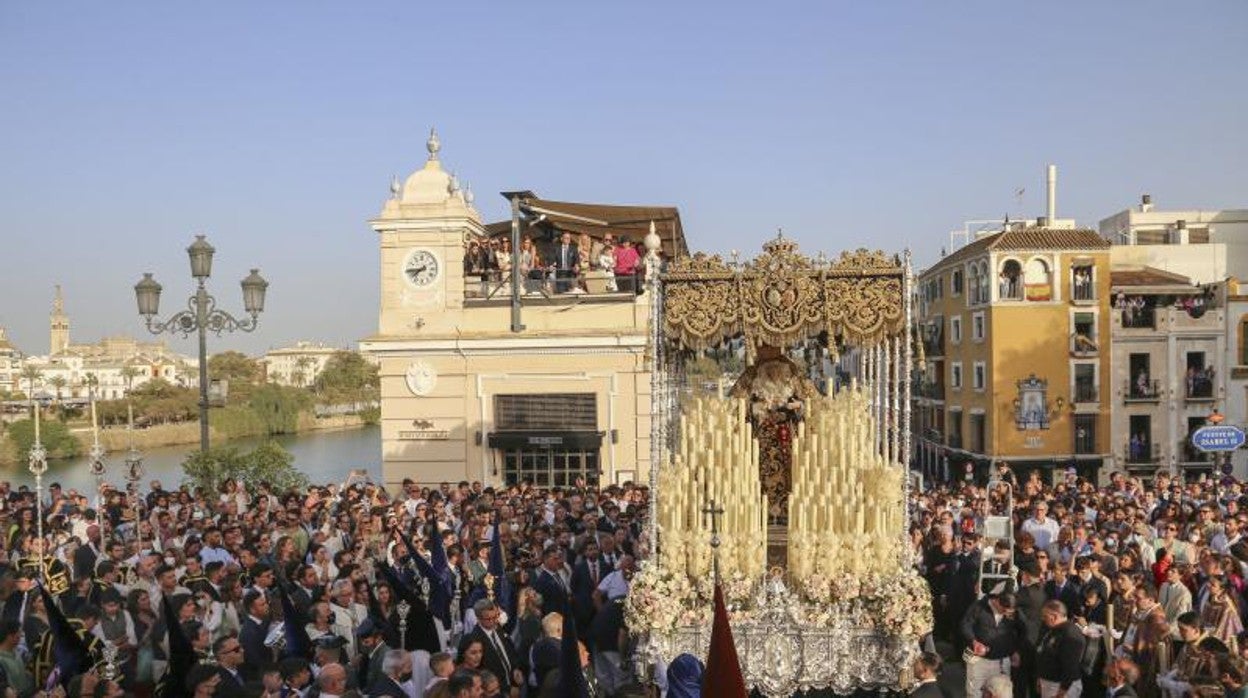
6;425;382;493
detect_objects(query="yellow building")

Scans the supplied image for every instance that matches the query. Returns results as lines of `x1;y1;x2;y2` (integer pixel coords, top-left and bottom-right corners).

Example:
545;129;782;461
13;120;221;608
912;223;1113;482
360;132;685;488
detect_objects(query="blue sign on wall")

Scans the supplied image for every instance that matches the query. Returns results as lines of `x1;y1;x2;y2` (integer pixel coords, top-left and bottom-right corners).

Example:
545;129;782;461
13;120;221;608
1192;425;1247;453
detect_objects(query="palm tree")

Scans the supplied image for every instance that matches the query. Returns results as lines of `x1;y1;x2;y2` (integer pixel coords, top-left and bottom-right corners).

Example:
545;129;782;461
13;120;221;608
19;364;41;402
294;356;315;388
120;365;140;397
48;376;67;404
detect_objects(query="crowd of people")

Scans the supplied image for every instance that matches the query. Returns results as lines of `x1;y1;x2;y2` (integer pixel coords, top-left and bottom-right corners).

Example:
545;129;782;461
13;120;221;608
0;476;654;698
13;446;1248;697
914;462;1248;697
463;232;645;296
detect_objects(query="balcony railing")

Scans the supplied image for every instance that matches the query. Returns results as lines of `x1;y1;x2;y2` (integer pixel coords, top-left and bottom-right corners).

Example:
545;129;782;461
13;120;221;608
999;278;1023;301
1185;375;1215;401
1181;445;1213;463
1125;442;1161;464
1074;430;1097;454
917;382;945;401
1071;274;1095;302
922;334;945;358
1070;333;1099;357
1119;307;1156;329
465;271;639;300
1074;381;1098;403
1124;379;1161;402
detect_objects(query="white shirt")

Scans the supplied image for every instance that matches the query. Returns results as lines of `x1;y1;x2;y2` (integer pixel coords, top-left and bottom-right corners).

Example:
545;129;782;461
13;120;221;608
1021;516;1060;549
596;570;629;600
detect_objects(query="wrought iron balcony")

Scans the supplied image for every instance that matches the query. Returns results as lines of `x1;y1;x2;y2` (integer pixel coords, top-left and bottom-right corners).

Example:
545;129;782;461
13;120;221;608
1124;379;1161;403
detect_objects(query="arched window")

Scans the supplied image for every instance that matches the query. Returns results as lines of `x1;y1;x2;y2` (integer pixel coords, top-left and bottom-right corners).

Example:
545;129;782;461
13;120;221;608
966;265;978;305
977;262;990;303
998;260;1023;300
1024;258;1052;301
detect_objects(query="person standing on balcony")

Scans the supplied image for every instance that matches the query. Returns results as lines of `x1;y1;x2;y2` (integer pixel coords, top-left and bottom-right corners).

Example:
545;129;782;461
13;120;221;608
612;235;640;294
554;232;579;294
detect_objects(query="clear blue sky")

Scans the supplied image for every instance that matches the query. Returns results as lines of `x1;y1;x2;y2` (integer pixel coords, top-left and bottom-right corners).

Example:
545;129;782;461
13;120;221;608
2;2;1245;357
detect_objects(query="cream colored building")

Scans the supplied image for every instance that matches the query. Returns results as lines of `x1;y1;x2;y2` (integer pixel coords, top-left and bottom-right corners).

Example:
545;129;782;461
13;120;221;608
13;288;197;401
1100;196;1247;476
261;342;343;387
360;132;686;488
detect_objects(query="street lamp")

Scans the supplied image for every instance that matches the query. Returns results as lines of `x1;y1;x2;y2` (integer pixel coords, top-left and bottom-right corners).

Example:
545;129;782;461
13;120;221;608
134;235;268;452
28;402;47;584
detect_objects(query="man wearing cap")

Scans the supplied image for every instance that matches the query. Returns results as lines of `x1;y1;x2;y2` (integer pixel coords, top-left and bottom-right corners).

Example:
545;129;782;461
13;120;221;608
960;590;1022;697
356;617;389;690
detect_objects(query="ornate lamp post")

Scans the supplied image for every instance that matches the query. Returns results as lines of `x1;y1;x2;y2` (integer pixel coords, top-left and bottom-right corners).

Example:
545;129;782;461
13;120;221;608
124;403;145;545
87;379;107;486
28;402;47;583
134;235;268;452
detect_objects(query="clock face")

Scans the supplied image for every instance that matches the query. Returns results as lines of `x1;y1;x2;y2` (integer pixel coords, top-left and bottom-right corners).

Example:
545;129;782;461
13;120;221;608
403;249;440;288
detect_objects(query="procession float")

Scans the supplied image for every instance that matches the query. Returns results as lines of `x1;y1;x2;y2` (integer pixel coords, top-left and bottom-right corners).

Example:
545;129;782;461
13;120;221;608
627;233;932;696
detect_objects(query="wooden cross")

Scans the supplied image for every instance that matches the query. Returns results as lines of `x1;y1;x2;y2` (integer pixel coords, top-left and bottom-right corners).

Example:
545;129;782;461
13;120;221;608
703;499;725;584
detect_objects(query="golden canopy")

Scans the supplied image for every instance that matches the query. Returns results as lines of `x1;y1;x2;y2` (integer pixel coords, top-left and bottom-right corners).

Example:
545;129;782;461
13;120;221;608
660;234;907;352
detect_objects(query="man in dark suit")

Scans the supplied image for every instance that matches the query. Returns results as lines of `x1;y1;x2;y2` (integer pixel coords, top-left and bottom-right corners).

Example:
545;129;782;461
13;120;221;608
290;564;323;616
1045;564;1082;613
1013;564;1047;698
552;232;579;293
1105;656;1140;697
533;548;572;617
908;651;945;697
72;524;101;581
213;634;251;697
365;649;410;698
570;539;605;637
239;590;272;682
458;600;522;693
356;617;389;691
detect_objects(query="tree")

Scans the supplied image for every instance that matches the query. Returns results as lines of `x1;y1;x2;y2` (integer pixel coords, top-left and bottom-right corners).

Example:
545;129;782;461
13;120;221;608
247;384;312;435
47;376;67;403
120;365;141;396
19;365;41;400
314;351;379;404
292;356;315;388
7;417;81;460
209;351;261;385
181;441;308;494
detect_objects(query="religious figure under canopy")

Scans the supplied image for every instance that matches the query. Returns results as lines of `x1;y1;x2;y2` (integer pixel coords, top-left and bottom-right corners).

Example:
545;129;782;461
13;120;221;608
730;345;818;517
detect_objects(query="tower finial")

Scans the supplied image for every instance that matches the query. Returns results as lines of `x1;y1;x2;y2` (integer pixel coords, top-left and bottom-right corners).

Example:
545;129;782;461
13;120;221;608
53;285;64;314
426;127;441;161
390;175;401;199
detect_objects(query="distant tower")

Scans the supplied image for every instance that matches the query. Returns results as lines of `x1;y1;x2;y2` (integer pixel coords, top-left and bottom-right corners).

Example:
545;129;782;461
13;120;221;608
50;285;70;355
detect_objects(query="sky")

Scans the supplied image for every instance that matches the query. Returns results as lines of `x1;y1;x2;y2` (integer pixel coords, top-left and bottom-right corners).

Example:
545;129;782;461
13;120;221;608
2;2;1246;357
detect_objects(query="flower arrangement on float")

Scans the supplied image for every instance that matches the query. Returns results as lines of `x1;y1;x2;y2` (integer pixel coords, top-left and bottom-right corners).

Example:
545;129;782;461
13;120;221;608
626;558;932;640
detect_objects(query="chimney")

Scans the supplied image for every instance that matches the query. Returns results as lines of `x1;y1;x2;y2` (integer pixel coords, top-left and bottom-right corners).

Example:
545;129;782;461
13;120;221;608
1046;164;1057;223
1140;194;1153;212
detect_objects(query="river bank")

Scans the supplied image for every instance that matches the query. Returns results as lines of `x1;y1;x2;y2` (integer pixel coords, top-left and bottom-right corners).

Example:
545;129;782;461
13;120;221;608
2;424;382;493
0;412;370;466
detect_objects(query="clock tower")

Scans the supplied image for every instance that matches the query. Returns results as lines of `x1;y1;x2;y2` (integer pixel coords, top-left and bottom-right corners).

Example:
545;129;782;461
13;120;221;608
371;128;482;336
